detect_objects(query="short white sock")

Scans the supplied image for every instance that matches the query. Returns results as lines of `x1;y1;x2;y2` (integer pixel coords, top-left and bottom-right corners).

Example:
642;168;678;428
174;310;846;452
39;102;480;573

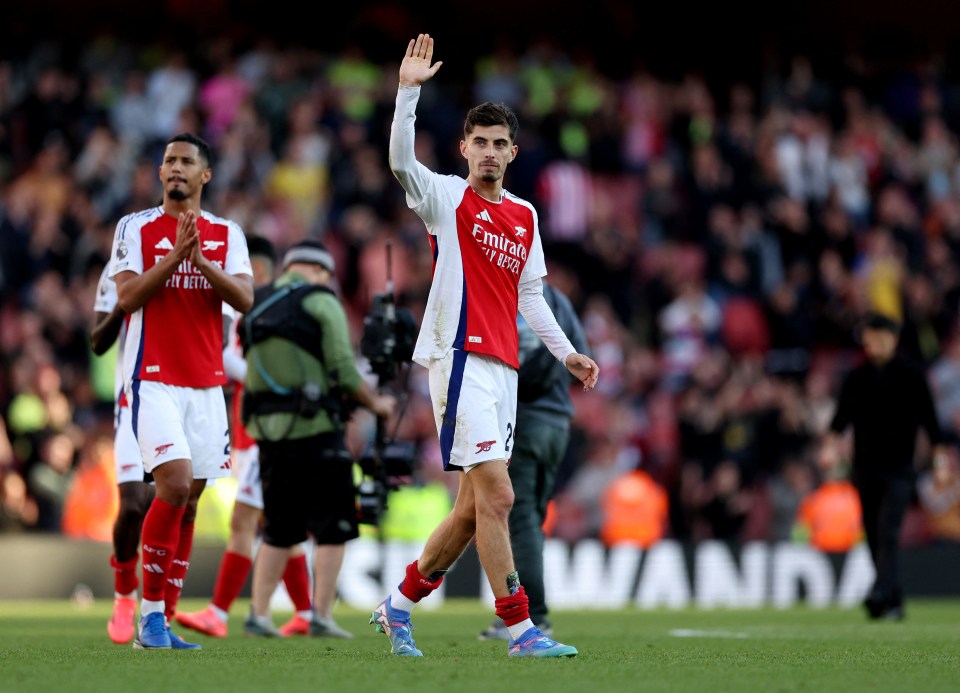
140;599;164;616
389;589;416;613
297;610;313;621
209;605;228;623
507;618;534;641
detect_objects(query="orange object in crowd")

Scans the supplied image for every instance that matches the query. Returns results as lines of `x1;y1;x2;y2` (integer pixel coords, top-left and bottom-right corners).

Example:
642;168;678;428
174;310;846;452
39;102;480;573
796;479;864;552
600;469;669;548
543;499;557;536
62;441;119;542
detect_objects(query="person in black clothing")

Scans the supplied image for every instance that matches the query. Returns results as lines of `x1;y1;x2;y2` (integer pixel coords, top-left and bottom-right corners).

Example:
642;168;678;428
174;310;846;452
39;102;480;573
819;311;950;621
477;281;590;640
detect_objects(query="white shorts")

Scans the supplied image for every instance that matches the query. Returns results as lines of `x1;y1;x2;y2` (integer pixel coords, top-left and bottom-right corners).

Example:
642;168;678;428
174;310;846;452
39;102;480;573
114;404;145;485
130;380;231;479
428;350;517;471
232;445;263;510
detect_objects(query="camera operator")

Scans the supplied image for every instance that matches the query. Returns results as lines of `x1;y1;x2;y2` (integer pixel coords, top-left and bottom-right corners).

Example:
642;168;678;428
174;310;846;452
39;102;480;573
240;238;396;638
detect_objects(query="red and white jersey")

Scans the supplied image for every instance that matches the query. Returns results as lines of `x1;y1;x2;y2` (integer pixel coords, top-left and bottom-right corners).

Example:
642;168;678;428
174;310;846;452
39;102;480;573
222;304;256;452
94;261;129;413
109;207;252;388
391;87;554;370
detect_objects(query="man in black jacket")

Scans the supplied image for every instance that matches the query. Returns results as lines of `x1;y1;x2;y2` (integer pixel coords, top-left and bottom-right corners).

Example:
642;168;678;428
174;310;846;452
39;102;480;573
479;282;590;639
819;312;949;620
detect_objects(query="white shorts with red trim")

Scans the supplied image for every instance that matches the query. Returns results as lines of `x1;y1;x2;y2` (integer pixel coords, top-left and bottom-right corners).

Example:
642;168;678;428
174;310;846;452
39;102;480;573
130;380;231;479
232;445;263;510
428;349;517;472
114;404;145;485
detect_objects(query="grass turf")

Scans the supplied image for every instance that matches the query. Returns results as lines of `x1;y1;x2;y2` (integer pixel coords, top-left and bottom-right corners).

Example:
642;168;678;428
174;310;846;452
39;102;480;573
1;598;959;692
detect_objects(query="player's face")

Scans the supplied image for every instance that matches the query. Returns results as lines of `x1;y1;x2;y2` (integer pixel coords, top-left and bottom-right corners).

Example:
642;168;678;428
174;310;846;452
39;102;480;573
461;124;517;184
159;142;211;201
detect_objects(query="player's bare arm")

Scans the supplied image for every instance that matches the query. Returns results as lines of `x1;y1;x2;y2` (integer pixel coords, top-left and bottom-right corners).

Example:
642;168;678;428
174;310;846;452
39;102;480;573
399;33;443;87
565;353;600;391
115;211;200;313
90;305;125;356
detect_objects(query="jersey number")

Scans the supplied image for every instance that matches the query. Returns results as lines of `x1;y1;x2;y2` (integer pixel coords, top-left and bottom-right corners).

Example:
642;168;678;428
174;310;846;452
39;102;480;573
505;423;513;453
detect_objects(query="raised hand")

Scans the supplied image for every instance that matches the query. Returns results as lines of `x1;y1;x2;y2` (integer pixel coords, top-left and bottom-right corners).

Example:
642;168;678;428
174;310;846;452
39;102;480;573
399;33;443;88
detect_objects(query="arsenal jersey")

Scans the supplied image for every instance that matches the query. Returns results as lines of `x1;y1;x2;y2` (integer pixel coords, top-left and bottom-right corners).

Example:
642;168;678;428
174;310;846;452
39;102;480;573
390;88;548;370
109;207;252;388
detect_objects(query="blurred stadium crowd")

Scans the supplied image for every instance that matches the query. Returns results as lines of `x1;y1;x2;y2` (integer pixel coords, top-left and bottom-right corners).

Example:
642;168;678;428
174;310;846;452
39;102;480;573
2;28;960;551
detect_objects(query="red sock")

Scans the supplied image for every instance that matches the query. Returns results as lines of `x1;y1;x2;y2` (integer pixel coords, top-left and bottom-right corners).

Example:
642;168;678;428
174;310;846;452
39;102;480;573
164;520;195;620
398;560;443;603
211;551;253;613
282;553;312;613
495;586;530;626
111;554;139;596
140;498;185;602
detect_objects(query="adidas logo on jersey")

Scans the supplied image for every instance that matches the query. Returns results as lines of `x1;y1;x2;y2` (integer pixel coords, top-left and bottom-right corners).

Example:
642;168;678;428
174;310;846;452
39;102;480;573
155;237;174;250
476;209;493;223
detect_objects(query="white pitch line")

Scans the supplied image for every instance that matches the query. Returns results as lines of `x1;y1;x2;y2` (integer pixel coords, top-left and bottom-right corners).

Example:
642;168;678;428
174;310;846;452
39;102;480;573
669;629;750;639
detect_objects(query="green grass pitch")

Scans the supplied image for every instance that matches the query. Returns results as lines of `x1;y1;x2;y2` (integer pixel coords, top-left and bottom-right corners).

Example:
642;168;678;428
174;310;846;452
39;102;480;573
2;599;959;692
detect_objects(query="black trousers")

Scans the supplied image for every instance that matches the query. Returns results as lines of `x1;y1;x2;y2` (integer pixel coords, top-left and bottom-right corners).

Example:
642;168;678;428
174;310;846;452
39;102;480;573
508;416;569;624
854;474;913;607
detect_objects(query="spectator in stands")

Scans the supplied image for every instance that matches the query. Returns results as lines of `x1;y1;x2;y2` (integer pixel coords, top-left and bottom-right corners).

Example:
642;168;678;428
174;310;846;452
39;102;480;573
5;22;960;588
916;451;960;545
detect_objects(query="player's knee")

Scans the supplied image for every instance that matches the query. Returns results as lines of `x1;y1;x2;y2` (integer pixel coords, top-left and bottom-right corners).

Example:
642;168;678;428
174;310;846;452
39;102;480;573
230;508;259;537
118;485;153;517
479;484;514;519
115;501;146;529
158;480;191;507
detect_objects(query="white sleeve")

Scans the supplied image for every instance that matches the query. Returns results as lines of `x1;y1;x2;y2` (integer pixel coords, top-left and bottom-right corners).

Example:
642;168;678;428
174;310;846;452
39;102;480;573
222;339;247;381
225;222;253;276
109;216;143;277
94;263;118;313
389;86;441;223
517;277;576;364
221;305;247;381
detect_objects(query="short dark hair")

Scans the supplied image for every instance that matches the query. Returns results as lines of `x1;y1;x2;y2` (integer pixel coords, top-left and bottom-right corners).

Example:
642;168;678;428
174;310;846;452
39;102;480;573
246;234;276;263
464;102;519;142
862;311;902;334
166;132;213;167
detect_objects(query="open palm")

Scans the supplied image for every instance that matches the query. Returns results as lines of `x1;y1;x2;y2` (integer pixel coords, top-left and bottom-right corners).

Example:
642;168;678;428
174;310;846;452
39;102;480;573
399;33;443;87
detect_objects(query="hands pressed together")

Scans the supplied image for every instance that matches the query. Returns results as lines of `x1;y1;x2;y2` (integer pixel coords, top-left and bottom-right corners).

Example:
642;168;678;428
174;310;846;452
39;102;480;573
174;209;207;268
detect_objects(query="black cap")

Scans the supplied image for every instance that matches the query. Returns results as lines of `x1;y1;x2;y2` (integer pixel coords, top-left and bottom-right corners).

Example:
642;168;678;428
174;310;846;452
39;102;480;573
863;311;901;333
246;234;276;263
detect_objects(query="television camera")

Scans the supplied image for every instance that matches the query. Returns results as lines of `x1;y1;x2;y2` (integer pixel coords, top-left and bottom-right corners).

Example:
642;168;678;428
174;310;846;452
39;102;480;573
356;241;418;526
